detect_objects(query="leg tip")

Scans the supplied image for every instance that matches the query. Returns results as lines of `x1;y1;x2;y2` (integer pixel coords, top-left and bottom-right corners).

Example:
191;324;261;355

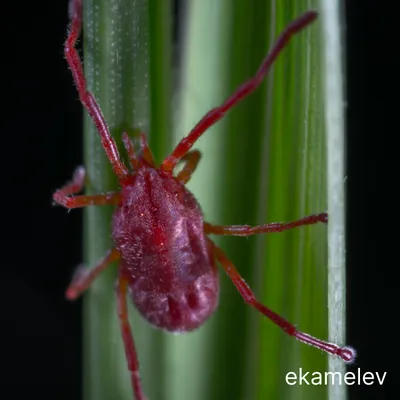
65;287;78;301
339;346;357;364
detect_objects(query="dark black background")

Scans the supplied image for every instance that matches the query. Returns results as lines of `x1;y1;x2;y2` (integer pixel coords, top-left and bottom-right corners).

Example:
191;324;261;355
1;1;393;399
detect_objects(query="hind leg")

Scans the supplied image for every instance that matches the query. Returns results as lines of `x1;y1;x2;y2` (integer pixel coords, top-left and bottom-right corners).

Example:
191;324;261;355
116;275;147;400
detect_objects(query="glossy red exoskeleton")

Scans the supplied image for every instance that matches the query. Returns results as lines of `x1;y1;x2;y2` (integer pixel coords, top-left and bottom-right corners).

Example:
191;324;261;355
54;2;356;399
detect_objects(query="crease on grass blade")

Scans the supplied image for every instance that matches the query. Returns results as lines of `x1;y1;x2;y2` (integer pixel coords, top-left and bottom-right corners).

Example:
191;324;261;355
168;1;229;399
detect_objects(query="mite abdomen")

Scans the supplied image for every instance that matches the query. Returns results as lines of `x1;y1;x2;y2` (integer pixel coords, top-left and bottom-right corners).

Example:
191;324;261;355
128;269;219;332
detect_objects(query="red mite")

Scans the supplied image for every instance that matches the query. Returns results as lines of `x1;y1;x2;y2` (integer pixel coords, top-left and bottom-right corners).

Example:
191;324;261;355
54;2;356;399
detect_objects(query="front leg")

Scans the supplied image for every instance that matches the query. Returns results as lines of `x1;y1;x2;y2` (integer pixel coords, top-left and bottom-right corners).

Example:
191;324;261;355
66;0;129;181
176;150;201;184
53;166;121;208
204;212;328;236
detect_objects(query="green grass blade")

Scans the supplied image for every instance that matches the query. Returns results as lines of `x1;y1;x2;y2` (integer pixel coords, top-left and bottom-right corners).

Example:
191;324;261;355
78;1;346;399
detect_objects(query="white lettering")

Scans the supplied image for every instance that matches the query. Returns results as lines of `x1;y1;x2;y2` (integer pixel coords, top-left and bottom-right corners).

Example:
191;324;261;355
363;372;374;385
285;372;297;385
344;372;356;385
284;369;387;386
376;372;387;385
298;368;310;385
325;372;342;385
311;372;322;385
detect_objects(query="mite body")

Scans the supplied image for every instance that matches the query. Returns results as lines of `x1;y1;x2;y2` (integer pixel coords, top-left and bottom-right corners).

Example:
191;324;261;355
113;168;219;332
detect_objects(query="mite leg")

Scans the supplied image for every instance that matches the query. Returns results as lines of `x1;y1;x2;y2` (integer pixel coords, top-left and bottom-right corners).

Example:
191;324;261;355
138;132;156;167
66;248;120;300
122;133;140;171
54;192;121;209
162;11;318;173
116;275;146;400
204;212;327;236
53;167;121;208
176;150;202;184
209;239;356;363
56;165;85;195
66;0;129;182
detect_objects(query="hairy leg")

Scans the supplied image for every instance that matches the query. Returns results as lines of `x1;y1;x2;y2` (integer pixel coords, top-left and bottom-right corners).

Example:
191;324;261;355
56;166;85;195
53;167;121;208
66;0;129;182
209;239;355;363
66;248;120;300
162;11;318;173
116;275;147;400
176;150;202;184
204;212;327;236
138;132;156;167
122;133;140;170
54;192;121;209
